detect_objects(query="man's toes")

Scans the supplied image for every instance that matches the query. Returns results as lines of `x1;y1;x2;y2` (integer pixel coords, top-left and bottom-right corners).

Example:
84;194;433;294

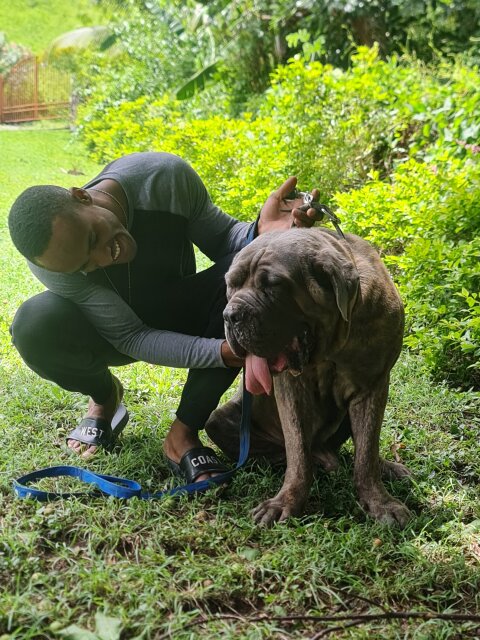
195;472;220;483
67;439;82;452
81;445;98;459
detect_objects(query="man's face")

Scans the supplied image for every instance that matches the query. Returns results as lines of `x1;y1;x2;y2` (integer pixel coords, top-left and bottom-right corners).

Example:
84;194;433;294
36;200;137;274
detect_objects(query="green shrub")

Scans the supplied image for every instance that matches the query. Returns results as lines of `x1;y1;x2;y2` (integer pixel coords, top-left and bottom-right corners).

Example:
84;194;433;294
258;47;410;194
335;155;480;389
0;32;29;74
402;238;480;389
79;47;426;201
76;48;480;389
79;47;480;192
78;97;288;217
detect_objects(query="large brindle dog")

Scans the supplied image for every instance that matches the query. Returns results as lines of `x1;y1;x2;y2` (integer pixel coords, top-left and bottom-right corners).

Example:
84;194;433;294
206;227;412;527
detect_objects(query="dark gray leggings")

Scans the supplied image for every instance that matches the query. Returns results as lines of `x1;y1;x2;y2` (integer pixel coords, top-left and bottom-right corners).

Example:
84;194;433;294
10;256;240;433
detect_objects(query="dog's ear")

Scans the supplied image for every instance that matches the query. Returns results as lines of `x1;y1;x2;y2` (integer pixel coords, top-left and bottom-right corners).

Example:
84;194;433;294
306;250;359;322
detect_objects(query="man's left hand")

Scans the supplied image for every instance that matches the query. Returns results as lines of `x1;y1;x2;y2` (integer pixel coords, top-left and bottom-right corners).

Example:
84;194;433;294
257;177;322;235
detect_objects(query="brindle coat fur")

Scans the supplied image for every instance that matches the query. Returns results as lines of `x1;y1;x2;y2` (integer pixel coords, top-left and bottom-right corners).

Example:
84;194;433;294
206;227;412;527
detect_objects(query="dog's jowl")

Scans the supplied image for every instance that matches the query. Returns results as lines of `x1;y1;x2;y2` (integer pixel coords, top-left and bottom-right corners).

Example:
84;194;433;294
206;227;411;527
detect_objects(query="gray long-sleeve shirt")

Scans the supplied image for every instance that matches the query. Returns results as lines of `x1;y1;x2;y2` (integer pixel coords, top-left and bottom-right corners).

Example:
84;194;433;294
29;152;254;368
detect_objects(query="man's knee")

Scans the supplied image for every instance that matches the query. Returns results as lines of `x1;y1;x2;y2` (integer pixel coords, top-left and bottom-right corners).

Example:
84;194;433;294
10;292;71;357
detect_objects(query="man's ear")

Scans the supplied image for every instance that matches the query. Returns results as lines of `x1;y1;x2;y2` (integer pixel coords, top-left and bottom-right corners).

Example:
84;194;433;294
306;250;359;322
69;187;91;205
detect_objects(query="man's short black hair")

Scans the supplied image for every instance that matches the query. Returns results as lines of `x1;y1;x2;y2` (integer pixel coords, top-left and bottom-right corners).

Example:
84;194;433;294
8;185;77;262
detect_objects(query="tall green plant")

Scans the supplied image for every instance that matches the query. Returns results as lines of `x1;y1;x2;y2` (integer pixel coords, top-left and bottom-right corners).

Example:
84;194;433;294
335;156;480;389
72;0;480;120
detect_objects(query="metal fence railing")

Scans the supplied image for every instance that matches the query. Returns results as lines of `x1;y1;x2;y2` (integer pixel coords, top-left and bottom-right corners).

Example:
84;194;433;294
0;56;71;123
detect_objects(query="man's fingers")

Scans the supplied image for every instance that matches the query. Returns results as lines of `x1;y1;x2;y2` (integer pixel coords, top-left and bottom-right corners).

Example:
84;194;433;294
270;180;320;204
271;176;297;201
292;207;318;228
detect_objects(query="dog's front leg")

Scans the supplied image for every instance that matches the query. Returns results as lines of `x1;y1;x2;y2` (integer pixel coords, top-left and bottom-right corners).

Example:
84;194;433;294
349;379;411;527
252;374;314;526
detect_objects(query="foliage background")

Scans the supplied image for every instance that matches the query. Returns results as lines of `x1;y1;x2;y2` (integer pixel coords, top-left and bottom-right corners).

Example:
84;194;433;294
0;0;112;55
77;44;480;390
0;1;479;638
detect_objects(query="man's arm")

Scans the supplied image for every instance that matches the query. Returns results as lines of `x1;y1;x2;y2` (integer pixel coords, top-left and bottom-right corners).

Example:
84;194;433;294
28;263;229;369
187;172;322;256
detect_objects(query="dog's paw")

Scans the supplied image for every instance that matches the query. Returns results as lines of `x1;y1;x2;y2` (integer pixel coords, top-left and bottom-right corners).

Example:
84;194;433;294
362;493;412;528
312;448;340;473
252;494;304;527
380;458;412;481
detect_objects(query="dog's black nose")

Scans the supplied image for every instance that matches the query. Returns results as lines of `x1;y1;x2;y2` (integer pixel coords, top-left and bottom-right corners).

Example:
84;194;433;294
223;306;244;326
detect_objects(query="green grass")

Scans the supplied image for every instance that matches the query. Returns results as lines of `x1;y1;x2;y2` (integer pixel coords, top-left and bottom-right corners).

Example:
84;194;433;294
0;0;113;54
0;129;479;639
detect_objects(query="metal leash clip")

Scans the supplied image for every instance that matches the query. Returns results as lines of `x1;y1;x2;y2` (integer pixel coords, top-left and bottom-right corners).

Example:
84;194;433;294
291;190;346;239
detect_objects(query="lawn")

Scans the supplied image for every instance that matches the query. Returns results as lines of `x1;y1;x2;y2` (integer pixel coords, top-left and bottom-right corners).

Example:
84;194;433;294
0;128;479;639
0;0;112;54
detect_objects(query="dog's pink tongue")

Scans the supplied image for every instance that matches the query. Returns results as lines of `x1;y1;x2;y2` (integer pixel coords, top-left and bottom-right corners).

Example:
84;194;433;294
245;354;272;396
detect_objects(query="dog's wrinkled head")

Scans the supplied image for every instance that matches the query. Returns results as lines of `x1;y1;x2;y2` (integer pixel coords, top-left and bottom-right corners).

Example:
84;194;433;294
224;229;359;395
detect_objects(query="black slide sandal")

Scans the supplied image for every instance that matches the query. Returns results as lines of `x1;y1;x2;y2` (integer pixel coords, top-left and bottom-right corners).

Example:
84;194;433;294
166;446;229;483
66;404;129;451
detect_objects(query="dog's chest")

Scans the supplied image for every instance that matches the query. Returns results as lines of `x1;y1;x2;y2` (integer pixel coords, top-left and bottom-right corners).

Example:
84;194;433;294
307;363;351;440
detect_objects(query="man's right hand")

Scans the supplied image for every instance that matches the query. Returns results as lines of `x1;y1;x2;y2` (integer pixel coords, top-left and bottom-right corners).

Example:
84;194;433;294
221;340;244;368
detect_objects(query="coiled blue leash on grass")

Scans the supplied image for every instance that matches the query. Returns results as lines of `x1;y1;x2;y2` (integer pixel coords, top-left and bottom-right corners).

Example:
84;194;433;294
13;385;252;502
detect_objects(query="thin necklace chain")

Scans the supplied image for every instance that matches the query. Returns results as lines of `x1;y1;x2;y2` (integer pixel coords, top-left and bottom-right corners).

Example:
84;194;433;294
89;187;128;227
88;187;131;305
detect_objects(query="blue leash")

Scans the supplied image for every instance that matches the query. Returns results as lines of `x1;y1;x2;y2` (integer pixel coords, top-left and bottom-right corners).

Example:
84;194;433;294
13;386;252;502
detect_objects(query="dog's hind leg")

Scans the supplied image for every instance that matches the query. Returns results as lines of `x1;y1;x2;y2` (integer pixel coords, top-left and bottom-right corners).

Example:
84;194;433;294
312;414;351;472
205;390;287;464
205;390;243;460
380;458;412;480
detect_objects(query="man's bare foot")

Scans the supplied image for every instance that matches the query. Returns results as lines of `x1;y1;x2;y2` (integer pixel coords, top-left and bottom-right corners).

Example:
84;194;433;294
67;375;124;459
163;418;222;482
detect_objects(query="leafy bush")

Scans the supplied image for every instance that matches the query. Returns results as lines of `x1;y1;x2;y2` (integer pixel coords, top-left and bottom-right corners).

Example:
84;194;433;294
71;0;480;122
0;32;29;74
80;46;480;189
78;47;424;200
77;48;480;389
81;48;415;219
78;97;285;215
335;155;480;389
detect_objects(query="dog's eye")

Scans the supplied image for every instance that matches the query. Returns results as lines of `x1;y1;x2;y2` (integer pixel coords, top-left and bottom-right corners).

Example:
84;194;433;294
257;271;283;289
226;270;246;290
